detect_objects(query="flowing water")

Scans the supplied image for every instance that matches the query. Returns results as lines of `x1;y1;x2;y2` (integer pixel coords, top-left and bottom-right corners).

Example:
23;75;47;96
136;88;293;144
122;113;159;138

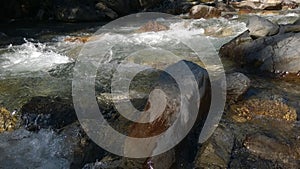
0;11;299;168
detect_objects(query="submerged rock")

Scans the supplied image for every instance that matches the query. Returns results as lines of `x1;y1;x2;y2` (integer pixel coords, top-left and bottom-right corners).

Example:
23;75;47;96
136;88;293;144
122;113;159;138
204;26;234;37
0;107;19;133
229;98;297;123
21;96;77;131
136;21;169;33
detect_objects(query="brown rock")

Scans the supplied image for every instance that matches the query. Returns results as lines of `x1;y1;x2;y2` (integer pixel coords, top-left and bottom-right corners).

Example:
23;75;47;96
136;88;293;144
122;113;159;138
189;5;221;19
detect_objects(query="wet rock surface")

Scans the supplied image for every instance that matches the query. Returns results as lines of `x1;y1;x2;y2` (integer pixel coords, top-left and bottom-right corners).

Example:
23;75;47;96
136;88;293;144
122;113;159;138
93;60;211;169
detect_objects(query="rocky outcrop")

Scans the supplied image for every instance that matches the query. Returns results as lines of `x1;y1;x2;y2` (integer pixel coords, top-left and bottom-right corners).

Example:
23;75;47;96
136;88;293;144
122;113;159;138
189;5;221;19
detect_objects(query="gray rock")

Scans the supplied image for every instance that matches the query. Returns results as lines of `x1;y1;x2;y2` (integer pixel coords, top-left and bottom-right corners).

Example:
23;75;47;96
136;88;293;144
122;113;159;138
220;31;300;74
226;72;250;102
247;15;279;38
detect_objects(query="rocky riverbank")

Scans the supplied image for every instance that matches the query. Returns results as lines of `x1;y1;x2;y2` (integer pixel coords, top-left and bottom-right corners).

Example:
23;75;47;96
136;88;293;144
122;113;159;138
1;0;299;22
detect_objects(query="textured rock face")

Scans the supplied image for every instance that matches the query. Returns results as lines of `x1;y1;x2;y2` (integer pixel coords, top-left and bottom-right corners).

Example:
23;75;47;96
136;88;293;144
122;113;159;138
189;5;221;19
247;15;279;38
220;16;300;74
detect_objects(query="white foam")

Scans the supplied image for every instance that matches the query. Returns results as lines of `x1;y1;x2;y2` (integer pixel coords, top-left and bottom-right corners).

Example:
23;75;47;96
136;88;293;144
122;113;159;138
0;39;71;74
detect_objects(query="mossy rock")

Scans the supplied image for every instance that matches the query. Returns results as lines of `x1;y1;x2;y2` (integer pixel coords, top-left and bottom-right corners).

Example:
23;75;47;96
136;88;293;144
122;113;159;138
0;107;19;133
230;99;297;123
